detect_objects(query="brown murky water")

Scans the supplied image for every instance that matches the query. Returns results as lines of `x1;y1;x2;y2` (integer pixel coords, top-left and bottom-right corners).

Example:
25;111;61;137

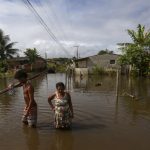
0;73;150;150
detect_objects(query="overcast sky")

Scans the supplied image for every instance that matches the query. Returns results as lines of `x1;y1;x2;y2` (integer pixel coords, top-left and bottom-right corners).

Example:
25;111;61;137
0;0;150;58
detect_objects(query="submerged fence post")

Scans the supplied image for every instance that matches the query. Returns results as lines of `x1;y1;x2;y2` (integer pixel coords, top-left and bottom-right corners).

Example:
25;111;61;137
116;69;120;98
65;66;72;91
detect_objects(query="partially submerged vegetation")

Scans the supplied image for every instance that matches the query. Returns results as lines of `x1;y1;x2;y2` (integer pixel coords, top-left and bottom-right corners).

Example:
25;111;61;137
0;70;14;78
47;58;71;73
118;24;150;76
92;65;117;76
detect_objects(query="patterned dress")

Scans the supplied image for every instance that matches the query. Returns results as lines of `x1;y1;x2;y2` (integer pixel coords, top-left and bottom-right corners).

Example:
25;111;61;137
54;92;72;129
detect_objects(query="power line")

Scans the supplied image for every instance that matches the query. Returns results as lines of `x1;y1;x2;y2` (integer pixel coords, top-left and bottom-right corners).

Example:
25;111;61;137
23;0;57;42
22;0;72;57
31;0;61;53
34;0;68;42
42;0;69;41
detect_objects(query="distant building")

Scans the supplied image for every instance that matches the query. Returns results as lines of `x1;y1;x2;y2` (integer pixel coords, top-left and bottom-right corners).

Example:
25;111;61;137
7;57;29;69
74;54;121;75
7;57;47;72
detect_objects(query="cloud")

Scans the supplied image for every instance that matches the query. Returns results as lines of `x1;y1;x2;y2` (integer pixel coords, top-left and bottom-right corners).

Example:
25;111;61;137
0;0;150;58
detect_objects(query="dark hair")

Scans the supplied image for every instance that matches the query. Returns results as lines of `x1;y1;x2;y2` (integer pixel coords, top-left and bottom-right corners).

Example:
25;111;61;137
56;82;65;89
14;69;28;79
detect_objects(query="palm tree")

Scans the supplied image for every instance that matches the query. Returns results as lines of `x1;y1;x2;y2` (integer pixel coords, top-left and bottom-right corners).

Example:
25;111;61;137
0;29;19;60
127;24;150;47
24;48;40;71
0;29;19;72
118;24;150;50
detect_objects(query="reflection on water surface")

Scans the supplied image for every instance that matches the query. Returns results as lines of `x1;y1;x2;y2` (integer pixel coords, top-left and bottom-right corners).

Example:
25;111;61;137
0;73;150;150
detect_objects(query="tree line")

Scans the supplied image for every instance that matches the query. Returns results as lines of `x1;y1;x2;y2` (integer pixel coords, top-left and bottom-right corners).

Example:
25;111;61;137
0;29;39;73
0;24;150;76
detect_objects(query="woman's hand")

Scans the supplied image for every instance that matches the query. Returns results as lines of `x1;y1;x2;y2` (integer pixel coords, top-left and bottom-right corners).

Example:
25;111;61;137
8;83;14;89
8;84;15;95
52;106;55;112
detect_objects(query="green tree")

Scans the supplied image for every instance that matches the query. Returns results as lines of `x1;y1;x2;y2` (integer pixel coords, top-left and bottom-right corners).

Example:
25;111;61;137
118;24;150;76
0;29;19;72
24;48;40;71
98;49;113;55
127;24;150;47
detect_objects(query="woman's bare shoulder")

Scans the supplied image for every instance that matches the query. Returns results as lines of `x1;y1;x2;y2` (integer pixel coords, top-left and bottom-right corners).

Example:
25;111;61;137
48;92;56;99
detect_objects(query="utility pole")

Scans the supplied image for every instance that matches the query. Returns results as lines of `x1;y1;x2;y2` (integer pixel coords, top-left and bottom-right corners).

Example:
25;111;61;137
45;51;47;60
74;46;79;59
45;51;47;69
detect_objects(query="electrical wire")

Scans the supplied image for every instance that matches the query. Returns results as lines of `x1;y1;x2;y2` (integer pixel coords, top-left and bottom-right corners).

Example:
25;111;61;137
34;0;68;42
22;0;72;57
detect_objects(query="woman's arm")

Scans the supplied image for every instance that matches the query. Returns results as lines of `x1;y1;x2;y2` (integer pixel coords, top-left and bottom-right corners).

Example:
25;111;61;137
48;93;55;111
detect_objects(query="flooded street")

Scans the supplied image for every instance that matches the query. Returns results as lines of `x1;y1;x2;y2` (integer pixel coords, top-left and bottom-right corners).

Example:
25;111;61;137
0;73;150;150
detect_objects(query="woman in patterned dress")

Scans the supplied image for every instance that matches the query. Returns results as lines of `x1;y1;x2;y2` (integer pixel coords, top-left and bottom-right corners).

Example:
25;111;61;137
48;82;74;129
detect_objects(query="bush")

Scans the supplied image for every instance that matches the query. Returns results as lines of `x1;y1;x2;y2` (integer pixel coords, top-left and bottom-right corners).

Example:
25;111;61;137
106;68;117;76
92;65;106;75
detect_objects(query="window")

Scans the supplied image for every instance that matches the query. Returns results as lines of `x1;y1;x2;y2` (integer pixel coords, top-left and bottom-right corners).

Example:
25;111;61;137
110;60;115;64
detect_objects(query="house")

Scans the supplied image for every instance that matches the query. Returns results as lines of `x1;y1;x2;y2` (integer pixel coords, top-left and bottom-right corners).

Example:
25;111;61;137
7;57;29;69
31;57;47;71
7;57;47;72
74;54;120;75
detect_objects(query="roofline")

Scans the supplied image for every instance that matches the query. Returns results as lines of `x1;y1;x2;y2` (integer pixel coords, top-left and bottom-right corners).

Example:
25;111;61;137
75;53;121;61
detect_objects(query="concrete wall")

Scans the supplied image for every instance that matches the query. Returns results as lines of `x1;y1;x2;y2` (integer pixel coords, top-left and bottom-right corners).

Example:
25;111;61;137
89;54;120;69
74;68;88;76
75;54;122;74
77;60;87;68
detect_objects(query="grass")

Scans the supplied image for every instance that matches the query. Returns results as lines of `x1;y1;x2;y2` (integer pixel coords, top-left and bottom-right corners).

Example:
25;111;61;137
92;65;117;76
0;71;14;78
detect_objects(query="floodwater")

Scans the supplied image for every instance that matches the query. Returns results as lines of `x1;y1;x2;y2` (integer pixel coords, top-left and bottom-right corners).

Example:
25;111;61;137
0;73;150;150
